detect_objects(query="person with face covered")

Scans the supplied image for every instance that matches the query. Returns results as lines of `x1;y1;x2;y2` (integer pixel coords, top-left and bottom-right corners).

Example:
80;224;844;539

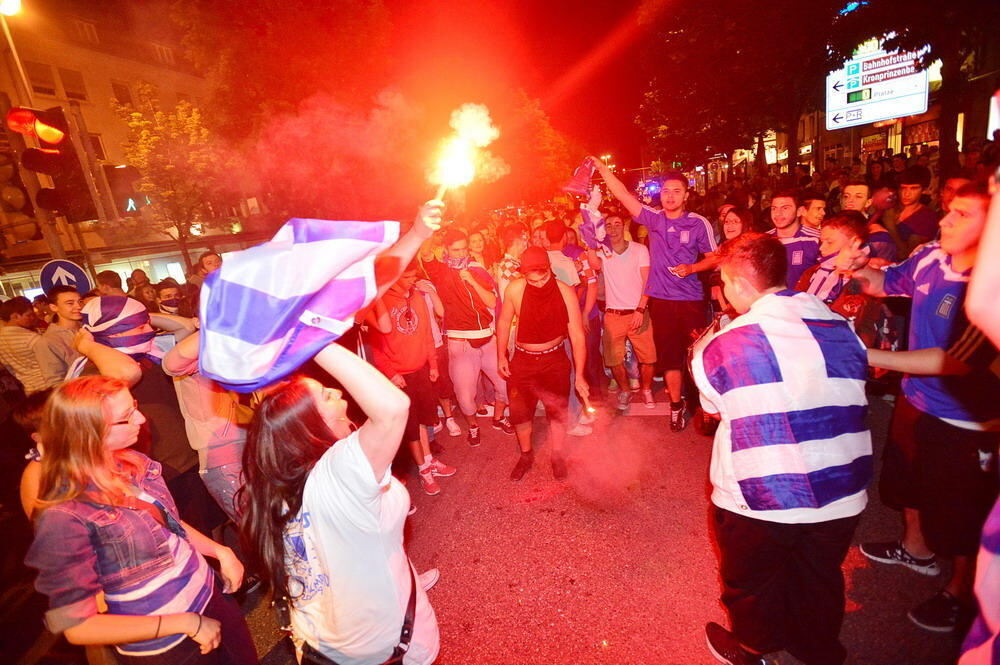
496;247;589;481
155;282;183;315
423;228;510;447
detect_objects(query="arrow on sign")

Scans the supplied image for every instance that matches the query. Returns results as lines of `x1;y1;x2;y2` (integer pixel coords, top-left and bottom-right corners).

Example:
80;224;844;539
51;266;77;286
832;80;843;92
832;113;844;124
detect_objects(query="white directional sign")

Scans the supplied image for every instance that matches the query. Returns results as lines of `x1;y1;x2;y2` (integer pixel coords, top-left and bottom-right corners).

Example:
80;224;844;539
826;46;929;130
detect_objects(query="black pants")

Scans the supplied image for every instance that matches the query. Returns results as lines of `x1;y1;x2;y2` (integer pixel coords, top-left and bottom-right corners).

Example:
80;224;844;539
115;584;258;665
712;506;860;665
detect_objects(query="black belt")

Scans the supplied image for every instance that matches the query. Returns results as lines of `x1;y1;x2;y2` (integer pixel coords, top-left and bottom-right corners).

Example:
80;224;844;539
605;308;636;315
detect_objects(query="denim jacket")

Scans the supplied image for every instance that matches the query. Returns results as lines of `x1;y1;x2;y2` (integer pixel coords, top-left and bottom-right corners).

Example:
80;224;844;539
24;452;193;634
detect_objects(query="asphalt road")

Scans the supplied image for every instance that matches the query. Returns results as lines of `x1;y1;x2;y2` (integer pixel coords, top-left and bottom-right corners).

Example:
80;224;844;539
241;393;967;665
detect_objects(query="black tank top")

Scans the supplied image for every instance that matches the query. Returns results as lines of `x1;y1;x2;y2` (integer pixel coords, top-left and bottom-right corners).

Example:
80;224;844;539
516;275;569;344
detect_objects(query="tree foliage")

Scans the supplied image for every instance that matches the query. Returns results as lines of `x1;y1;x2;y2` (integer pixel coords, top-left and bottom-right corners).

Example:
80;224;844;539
170;0;392;140
637;1;842;169
113;83;234;268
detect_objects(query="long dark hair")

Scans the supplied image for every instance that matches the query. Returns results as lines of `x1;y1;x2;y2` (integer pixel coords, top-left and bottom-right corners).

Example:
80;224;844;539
237;377;336;602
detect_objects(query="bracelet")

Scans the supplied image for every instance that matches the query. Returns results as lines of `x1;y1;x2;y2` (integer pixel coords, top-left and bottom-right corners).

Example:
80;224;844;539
154;615;162;639
191;614;202;639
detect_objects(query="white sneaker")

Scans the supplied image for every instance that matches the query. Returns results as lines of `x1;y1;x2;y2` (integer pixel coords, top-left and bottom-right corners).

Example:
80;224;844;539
566;423;592;436
578;410;597;425
418;568;440;591
432;421;443;434
642;390;656;409
445;417;462;437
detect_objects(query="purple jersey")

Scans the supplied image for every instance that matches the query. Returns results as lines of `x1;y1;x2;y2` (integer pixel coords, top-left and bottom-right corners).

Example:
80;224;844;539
883;242;1000;427
768;224;820;288
634;207;716;301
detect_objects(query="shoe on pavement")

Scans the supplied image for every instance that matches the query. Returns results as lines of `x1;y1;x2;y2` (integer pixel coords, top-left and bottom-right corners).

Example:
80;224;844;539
608;379;620;393
908;590;961;632
492;416;515;435
432;421;443;435
510;452;534;481
418;469;441;496
859;540;940;576
616;391;631;413
476;405;493;417
445;417;462;437
642;389;656;409
468;425;481;447
578;410;597;425
418;568;440;592
566;423;592;436
705;622;767;665
428;457;456;477
551;455;567;480
670;399;689;433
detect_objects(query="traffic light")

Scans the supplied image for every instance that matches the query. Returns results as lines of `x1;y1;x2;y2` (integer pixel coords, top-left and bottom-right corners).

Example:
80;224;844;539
103;164;146;217
5;106;97;223
0;147;39;242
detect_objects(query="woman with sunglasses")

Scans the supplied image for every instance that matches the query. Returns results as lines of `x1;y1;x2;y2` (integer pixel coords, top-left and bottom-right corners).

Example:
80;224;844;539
238;342;440;665
25;375;257;664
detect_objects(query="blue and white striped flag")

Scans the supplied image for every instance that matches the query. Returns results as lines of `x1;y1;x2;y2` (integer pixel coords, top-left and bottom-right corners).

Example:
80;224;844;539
198;217;399;392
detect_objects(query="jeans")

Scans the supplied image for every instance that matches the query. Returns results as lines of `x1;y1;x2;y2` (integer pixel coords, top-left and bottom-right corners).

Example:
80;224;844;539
200;462;242;522
447;337;507;416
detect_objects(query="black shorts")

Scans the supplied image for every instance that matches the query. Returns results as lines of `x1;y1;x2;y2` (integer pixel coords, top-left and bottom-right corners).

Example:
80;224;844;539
433;344;455;401
507;348;571;426
648;297;709;371
401;365;440;443
879;394;999;556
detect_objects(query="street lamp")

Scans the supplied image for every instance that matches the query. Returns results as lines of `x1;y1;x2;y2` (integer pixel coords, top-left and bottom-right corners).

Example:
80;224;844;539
0;1;20;17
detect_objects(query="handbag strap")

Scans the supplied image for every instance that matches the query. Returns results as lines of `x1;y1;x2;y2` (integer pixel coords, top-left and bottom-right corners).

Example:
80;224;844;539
396;563;418;650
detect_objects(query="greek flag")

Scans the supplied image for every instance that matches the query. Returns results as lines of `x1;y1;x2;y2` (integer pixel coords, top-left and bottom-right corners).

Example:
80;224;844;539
198;218;399;392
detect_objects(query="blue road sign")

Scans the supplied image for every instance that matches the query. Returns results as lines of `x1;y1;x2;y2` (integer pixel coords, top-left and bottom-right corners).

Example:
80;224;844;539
40;259;92;295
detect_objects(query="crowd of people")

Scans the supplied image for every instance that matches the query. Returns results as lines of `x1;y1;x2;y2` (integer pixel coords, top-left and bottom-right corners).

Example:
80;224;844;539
0;138;997;665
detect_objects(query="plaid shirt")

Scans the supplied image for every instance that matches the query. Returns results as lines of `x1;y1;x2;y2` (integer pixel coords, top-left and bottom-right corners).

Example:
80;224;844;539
496;253;521;302
691;289;873;524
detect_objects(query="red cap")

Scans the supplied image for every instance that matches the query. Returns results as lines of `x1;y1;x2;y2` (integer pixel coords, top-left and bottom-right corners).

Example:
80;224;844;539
519;246;551;273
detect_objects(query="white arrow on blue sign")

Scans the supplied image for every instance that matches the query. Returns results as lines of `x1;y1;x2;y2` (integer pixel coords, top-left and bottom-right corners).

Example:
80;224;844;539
39;259;92;295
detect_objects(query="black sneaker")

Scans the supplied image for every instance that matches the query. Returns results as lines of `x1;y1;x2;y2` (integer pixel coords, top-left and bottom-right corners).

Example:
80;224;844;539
670;399;689;433
492;417;514;435
468;425;481;447
705;622;767;665
510;452;534;481
551;455;567;480
908;590;961;632
859;540;940;576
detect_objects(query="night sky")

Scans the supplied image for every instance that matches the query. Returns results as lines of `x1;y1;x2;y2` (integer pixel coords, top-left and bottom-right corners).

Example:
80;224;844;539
384;0;650;167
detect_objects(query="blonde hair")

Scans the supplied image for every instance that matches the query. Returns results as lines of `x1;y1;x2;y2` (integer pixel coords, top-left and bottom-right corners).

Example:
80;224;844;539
36;376;138;510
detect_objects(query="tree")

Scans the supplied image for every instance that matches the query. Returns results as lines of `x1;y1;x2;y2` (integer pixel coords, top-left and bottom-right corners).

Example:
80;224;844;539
113;83;235;270
171;0;392;141
827;0;1000;175
637;1;844;172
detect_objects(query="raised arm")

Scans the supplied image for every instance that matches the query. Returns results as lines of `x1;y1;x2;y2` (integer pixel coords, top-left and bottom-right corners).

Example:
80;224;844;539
374;201;444;298
313;343;410;479
74;330;141;386
590;156;642;218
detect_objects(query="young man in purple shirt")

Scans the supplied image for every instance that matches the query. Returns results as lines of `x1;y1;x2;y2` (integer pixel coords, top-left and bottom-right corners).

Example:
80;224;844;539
592;158;717;431
767;189;820;288
840;180;999;633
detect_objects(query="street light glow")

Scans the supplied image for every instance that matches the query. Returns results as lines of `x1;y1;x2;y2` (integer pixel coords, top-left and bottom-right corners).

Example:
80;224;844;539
0;0;21;17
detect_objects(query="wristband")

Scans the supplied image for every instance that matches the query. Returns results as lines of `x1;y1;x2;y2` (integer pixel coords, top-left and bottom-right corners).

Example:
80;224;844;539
191;614;202;639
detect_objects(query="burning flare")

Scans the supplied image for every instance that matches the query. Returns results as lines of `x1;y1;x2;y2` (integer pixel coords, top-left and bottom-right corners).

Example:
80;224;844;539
429;103;501;199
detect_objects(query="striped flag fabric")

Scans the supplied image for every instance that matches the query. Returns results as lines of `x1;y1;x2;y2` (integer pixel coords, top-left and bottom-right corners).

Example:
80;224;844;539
198;217;399;392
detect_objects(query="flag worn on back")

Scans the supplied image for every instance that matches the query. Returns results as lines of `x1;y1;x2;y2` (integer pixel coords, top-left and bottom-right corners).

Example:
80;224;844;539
198;218;399;392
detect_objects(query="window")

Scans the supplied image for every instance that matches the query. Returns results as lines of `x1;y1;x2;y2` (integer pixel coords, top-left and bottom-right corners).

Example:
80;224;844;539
73;19;99;44
58;68;88;101
89;134;106;160
152;44;175;66
112;81;132;105
24;61;56;96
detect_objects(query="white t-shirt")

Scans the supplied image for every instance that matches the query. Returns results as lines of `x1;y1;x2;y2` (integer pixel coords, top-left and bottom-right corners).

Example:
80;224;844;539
596;242;650;310
285;432;439;665
547;250;580;287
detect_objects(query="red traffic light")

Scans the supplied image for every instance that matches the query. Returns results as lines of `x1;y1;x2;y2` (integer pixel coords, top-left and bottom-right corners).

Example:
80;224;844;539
6;106;66;144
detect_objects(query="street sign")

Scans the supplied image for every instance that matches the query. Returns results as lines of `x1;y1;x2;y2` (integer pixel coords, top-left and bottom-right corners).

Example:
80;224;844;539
826;46;929;131
39;259;91;295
